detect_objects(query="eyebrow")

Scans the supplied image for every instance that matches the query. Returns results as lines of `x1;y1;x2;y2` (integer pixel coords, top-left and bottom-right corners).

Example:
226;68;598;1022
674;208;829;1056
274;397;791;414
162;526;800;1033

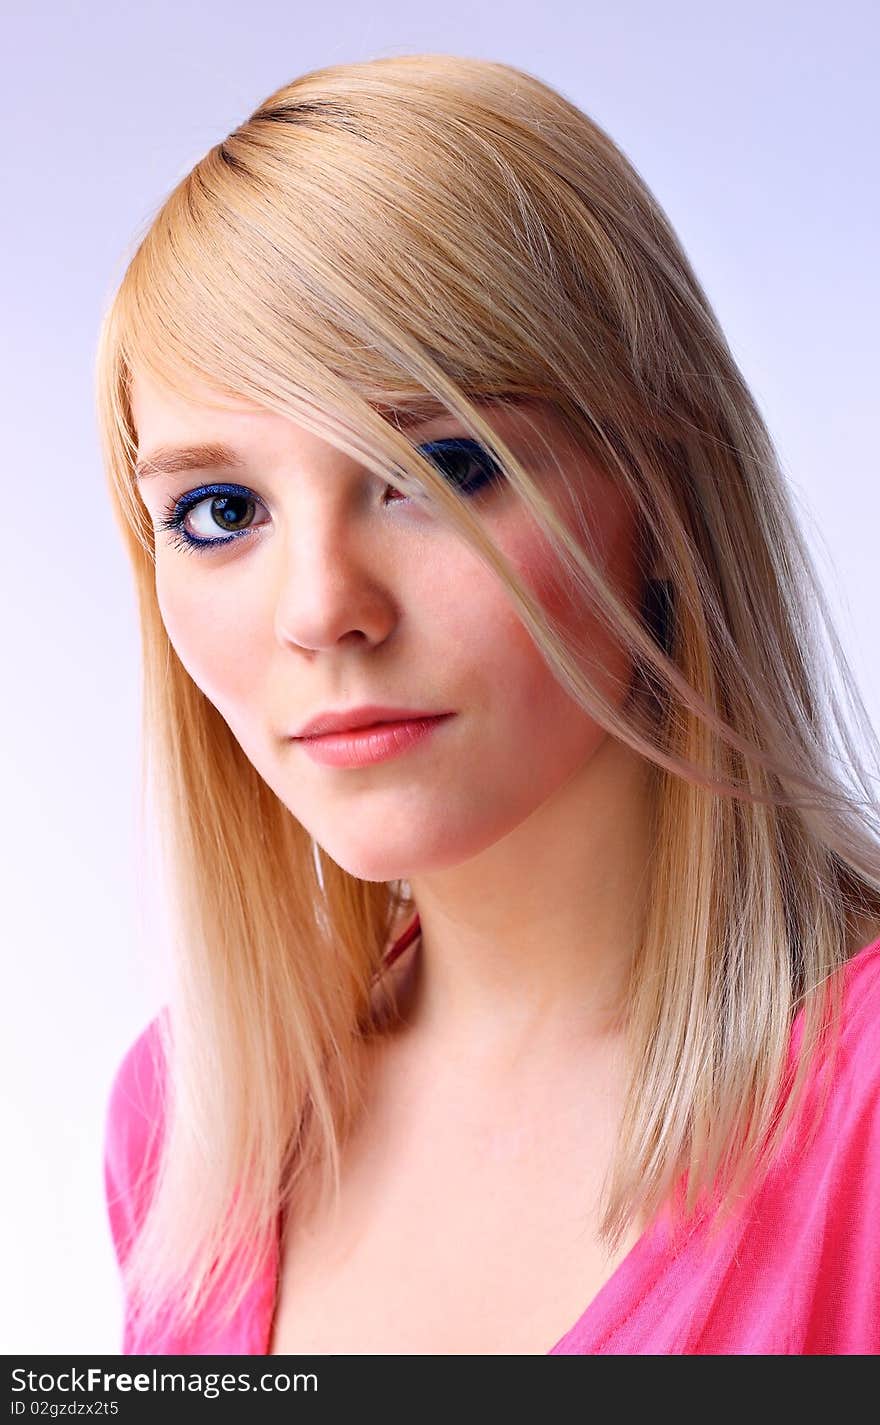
135;442;246;483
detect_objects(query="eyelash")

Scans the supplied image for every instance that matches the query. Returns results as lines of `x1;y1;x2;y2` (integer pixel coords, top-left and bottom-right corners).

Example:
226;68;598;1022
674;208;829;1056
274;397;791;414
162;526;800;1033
154;439;504;556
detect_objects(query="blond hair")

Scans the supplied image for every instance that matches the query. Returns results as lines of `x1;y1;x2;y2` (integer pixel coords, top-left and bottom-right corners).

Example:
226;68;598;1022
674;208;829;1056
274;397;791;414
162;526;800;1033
95;52;880;1344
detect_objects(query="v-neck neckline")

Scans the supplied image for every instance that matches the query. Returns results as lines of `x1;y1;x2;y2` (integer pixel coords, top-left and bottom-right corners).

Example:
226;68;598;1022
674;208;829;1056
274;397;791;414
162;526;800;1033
258;907;676;1356
255;1193;677;1355
252;928;880;1355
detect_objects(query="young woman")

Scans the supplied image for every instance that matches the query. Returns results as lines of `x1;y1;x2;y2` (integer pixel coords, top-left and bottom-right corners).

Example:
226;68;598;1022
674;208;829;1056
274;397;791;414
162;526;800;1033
98;52;880;1355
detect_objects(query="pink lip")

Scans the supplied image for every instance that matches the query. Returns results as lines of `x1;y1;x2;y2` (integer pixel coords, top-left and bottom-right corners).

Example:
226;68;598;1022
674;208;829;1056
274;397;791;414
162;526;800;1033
293;704;453;738
294;714;455;768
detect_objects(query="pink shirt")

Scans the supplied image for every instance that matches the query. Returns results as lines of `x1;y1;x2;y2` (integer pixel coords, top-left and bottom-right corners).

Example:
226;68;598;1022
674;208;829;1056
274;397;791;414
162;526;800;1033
104;931;880;1354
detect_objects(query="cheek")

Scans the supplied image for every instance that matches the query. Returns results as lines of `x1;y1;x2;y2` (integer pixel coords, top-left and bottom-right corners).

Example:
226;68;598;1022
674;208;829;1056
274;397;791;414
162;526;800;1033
495;496;640;720
155;564;267;717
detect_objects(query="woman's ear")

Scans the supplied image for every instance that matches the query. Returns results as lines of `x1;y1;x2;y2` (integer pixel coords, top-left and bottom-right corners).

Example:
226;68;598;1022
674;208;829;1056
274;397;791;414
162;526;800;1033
642;574;675;655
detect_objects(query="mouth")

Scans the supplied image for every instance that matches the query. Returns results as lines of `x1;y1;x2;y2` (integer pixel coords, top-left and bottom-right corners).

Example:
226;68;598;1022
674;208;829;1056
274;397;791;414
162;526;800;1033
292;704;455;738
292;713;456;768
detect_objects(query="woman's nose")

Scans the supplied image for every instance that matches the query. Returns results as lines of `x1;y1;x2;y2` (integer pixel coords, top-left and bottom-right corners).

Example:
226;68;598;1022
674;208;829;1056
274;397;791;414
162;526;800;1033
271;505;400;654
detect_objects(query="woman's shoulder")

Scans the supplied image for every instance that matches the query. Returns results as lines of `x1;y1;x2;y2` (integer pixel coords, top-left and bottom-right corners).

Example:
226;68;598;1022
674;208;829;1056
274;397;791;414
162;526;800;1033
805;931;880;1072
105;1010;169;1150
837;931;880;1079
103;1009;170;1265
842;928;880;1004
782;931;880;1185
787;932;880;1102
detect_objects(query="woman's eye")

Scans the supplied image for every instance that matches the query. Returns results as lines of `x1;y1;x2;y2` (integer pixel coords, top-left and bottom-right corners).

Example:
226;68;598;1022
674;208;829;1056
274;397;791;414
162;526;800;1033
415;439;505;498
155;441;504;556
155;484;269;556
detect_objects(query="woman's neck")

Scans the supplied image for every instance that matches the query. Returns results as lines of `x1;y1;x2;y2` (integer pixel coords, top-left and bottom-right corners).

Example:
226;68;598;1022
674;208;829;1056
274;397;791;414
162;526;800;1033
385;732;654;1063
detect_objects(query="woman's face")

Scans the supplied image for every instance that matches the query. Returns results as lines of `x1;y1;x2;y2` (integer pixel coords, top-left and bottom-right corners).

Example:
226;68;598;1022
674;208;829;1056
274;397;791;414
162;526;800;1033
131;369;645;881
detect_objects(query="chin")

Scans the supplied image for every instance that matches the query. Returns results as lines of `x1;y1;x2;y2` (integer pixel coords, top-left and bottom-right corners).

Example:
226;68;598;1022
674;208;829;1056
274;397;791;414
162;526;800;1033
320;822;501;883
324;849;418;883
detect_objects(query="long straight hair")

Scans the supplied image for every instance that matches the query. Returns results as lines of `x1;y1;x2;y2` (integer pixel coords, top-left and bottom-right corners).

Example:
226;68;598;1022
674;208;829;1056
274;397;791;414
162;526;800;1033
95;52;880;1344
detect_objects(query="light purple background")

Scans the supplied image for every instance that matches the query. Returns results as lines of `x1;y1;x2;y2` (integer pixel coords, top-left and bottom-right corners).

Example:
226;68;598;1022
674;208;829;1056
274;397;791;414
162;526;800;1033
2;0;878;1353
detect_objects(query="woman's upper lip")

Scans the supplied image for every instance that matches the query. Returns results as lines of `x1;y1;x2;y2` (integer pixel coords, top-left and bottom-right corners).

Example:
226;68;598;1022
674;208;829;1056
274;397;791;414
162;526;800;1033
292;705;455;738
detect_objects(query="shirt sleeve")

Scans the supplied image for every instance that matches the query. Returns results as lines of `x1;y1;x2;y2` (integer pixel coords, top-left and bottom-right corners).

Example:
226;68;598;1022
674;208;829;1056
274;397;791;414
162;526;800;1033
102;1013;168;1275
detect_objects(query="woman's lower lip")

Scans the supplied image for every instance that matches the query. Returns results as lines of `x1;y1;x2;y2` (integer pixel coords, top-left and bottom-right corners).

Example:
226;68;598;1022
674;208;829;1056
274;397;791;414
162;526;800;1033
294;714;455;767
